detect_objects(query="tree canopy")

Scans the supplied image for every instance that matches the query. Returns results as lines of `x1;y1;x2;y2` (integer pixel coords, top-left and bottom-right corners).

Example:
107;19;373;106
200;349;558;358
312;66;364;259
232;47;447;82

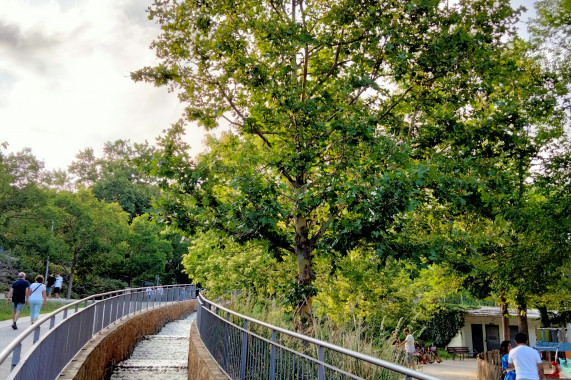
132;0;551;317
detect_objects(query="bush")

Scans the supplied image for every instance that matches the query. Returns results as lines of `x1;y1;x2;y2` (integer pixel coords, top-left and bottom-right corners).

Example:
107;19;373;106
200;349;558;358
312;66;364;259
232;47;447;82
72;276;127;298
420;307;466;347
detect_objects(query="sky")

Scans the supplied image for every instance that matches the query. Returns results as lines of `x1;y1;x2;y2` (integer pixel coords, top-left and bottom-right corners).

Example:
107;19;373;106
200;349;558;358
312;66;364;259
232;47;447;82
0;0;538;171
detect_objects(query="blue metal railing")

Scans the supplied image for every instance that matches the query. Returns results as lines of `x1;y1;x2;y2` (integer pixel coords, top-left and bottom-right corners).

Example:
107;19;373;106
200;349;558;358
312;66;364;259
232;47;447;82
197;294;442;380
0;284;196;380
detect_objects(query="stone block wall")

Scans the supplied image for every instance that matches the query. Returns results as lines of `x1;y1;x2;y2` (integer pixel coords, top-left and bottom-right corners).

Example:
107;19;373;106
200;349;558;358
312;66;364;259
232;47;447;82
60;300;196;380
188;323;228;380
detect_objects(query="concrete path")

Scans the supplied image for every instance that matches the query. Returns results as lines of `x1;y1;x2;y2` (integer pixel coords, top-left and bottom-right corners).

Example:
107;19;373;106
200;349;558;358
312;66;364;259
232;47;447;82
416;357;571;379
416;358;477;380
0;299;77;380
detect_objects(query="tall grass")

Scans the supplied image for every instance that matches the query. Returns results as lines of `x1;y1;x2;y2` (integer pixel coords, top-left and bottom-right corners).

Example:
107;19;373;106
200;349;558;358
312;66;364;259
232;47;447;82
216;293;410;379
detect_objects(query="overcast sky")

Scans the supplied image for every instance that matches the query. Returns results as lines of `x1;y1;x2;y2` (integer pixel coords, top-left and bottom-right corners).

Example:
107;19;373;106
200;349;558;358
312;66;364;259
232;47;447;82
0;0;538;171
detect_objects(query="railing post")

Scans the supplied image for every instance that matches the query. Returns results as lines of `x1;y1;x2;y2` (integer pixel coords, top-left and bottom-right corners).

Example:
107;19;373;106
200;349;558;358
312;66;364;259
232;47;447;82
318;345;325;380
223;312;230;369
269;330;277;379
240;319;248;380
33;325;41;343
11;343;21;370
196;300;201;331
112;296;118;323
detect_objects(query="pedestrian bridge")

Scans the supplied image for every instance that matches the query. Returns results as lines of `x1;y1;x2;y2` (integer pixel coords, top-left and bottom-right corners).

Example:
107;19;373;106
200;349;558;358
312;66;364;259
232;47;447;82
0;286;440;380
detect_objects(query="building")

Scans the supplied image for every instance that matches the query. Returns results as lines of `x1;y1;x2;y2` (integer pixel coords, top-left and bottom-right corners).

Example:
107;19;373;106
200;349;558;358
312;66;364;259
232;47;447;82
447;307;541;354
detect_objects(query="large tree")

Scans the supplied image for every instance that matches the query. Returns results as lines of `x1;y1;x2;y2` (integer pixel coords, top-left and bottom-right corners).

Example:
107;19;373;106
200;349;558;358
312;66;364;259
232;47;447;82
134;0;527;315
68;140;159;220
53;189;130;298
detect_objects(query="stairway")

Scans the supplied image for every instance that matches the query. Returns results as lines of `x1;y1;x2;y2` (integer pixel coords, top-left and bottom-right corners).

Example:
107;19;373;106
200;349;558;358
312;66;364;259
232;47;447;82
110;313;196;379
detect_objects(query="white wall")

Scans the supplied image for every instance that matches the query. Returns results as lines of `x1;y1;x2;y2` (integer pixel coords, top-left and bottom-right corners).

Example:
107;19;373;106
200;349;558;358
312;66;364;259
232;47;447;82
447;315;540;352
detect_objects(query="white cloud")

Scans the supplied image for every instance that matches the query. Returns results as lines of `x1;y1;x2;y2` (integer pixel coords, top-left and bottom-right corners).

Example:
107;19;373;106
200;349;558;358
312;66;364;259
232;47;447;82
0;0;204;170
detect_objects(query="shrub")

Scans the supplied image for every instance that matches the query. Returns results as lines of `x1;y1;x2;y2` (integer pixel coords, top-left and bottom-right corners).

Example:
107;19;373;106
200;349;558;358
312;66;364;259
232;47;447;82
72;276;127;298
420;307;466;347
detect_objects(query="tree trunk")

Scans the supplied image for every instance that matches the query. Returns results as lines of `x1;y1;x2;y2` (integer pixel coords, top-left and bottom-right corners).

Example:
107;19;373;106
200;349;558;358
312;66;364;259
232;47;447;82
66;272;74;300
66;247;78;299
294;215;315;321
500;292;510;341
517;305;528;335
538;305;550;327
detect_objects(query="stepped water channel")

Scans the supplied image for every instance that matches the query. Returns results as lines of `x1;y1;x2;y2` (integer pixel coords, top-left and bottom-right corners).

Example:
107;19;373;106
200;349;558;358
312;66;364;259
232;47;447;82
110;312;196;380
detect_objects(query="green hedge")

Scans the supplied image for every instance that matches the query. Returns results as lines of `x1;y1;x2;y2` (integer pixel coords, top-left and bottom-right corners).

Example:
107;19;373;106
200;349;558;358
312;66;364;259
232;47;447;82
420;308;466;347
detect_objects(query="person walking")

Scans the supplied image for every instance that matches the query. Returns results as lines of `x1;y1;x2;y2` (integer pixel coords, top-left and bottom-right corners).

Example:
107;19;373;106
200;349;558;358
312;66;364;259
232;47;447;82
54;273;63;299
508;332;545;380
397;328;416;370
27;275;47;324
46;273;55;299
7;272;30;330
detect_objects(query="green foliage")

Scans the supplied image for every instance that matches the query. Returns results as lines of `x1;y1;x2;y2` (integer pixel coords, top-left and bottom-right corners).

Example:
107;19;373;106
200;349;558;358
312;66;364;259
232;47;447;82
182;230;297;300
279;281;318;310
69;140;160;220
530;0;571;90
71;276;128;299
0;0;570;347
313;250;464;328
420;308;466;347
124;215;170;286
133;0;532;310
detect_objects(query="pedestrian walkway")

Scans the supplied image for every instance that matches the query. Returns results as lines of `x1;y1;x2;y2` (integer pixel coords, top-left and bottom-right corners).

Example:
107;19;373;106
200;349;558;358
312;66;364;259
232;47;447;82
416;358;477;380
0;298;76;380
417;357;571;379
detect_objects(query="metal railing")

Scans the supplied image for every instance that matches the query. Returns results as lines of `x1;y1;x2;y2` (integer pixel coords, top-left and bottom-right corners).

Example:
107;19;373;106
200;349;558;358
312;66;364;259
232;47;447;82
0;284;196;380
197;294;442;380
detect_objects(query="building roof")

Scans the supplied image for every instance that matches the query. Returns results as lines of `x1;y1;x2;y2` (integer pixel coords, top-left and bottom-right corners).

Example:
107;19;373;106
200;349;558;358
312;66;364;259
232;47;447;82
466;307;540;320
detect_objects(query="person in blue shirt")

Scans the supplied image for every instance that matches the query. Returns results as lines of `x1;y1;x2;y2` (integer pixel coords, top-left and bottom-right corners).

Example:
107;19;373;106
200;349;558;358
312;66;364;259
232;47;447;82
500;340;516;380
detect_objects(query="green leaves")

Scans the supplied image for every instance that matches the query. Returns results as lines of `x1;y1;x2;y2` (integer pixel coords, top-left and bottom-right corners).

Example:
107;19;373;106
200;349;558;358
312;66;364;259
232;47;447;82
133;0;569;321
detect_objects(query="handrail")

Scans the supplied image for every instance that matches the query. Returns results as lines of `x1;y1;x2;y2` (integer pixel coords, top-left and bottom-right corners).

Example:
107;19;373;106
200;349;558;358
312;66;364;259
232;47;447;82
0;284;196;379
197;294;442;380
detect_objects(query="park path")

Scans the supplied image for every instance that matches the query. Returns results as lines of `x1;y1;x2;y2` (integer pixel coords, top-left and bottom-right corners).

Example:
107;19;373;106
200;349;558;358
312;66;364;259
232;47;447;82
417;356;570;379
416;358;477;380
0;298;76;380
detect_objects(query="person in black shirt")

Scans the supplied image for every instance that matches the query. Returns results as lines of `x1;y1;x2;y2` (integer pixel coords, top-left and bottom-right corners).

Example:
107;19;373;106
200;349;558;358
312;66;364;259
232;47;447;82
7;272;30;330
46;274;56;299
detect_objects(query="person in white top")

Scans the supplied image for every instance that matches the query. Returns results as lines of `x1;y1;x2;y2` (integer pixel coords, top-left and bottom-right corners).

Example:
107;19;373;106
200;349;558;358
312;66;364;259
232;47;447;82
26;275;47;324
396;328;416;369
54;274;63;299
508;332;545;380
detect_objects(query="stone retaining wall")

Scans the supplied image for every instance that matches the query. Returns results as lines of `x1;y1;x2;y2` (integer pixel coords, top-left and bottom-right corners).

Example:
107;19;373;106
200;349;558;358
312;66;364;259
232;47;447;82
188;323;228;380
60;300;196;380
